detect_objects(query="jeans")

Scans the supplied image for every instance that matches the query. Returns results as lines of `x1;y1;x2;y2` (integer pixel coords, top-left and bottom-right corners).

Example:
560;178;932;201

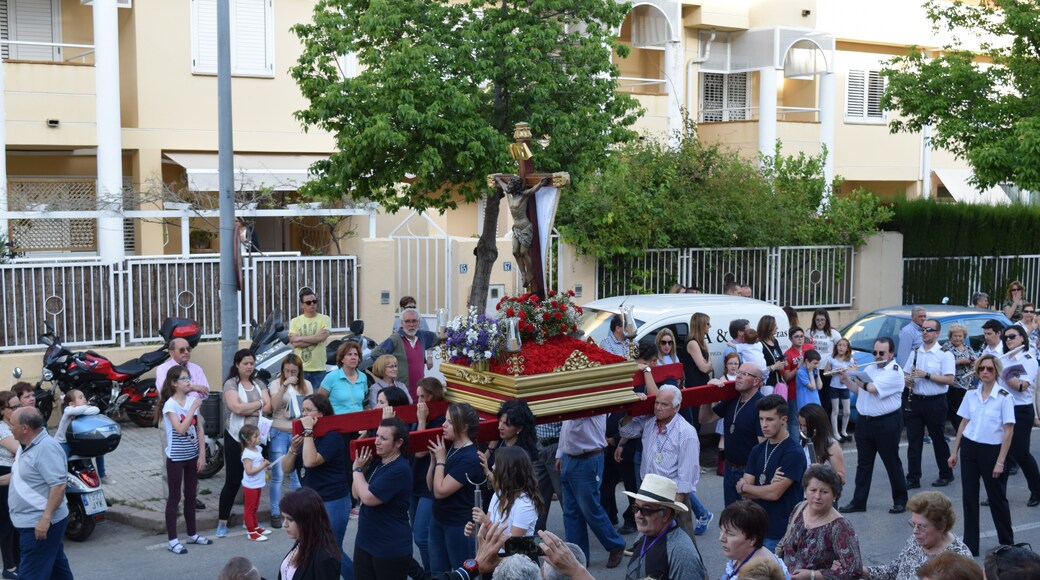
305;371;327;389
723;464;746;507
688;491;710;519
323;496;354;580
18;516;72;580
560;453;625;564
165;457;198;540
267;429;300;516
410;495;433;572
428;518;473;576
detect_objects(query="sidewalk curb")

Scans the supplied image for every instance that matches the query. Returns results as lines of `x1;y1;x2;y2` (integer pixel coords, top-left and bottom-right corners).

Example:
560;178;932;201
106;504;273;536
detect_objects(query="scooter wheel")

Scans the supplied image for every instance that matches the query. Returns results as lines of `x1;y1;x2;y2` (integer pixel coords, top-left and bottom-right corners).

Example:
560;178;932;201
65;498;96;542
127;405;156;428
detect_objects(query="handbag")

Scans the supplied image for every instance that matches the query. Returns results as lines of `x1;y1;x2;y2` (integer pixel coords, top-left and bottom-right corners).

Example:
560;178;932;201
773;500;807;559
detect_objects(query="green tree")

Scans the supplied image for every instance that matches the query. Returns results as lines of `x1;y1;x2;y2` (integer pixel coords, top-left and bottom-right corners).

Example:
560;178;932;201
882;0;1040;191
291;0;641;307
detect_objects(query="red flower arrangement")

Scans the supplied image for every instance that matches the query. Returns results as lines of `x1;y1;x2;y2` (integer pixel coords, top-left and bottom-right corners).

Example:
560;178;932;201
496;290;583;344
488;335;625;376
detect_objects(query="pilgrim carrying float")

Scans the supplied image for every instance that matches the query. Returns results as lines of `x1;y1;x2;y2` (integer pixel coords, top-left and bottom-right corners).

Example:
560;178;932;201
296;124;737;453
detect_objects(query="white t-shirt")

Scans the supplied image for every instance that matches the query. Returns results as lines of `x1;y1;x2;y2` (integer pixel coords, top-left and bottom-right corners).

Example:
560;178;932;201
162;398;199;461
488;493;537;536
241;446;266;489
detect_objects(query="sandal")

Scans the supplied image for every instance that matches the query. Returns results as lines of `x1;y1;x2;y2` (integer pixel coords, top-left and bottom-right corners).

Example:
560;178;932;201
187;535;213;545
168;542;188;555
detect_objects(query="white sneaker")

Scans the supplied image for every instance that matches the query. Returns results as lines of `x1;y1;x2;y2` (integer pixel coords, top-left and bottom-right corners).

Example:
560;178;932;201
101;476;116;485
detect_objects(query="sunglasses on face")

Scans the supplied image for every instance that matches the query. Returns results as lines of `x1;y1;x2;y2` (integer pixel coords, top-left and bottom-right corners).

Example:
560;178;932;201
633;505;666;517
872;350;889;356
303;300;318;305
978;366;996;372
921;327;938;333
1005;334;1021;340
1024;309;1036;314
660;340;673;345
177;347;192;353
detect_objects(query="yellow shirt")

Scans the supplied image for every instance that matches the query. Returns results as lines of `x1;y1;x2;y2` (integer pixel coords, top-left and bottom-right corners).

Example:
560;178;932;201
289;313;330;372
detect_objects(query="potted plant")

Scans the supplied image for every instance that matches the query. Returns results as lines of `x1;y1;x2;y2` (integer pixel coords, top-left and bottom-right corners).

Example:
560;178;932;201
189;229;214;250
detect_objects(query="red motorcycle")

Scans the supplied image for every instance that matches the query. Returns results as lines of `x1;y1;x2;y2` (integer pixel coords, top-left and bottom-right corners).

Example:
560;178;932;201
37;318;201;427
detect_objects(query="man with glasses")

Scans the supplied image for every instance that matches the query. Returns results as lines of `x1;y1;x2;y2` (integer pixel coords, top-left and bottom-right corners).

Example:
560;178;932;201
368;307;442;401
702;363;766;507
392;295;431;332
289;288;331;387
997;326;1040;507
621;474;706;580
155;337;210;505
902;319;956;489
838;337;909;515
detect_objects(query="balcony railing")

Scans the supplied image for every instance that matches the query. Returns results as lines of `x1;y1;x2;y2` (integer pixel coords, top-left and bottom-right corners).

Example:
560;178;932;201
1;40;95;65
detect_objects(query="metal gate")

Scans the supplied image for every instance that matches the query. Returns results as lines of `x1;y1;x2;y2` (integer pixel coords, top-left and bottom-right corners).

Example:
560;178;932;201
390;211;452;319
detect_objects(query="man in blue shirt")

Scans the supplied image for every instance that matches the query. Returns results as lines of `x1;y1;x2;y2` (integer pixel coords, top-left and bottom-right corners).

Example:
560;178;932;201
737;395;806;552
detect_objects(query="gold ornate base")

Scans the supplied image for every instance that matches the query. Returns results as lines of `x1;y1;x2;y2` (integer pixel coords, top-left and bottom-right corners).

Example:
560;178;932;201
442;359;640;417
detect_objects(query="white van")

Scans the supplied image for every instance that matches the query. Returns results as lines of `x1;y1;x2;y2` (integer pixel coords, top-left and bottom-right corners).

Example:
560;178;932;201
577;294;793;378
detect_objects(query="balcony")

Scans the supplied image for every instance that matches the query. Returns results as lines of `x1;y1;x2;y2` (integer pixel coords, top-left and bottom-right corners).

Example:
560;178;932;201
3;54;97;147
698;116;824;160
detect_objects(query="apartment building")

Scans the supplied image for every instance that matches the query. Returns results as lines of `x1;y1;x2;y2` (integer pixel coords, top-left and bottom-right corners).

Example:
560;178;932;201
0;0;1007;262
619;0;1010;204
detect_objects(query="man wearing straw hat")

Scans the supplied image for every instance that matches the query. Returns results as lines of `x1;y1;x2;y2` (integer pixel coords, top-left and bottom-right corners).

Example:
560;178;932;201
621;473;706;580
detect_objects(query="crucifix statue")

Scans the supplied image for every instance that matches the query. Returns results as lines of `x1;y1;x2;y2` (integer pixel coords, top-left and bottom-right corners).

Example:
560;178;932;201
487;123;569;297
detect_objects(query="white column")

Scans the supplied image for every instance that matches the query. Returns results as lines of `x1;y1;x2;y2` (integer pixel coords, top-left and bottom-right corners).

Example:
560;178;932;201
758;68;778;163
0;54;7;245
920;124;932;200
665;38;683;146
819;70;836;208
93;0;124;263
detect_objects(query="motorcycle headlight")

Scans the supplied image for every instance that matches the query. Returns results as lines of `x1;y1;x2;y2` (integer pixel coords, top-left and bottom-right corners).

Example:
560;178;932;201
42;369;53;381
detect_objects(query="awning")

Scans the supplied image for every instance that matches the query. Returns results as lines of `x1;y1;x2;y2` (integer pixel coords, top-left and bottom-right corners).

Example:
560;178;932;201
932;168;1011;205
163;152;328;192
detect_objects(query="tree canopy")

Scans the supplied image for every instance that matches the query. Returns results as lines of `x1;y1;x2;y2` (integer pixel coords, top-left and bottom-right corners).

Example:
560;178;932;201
291;0;642;306
291;0;641;211
882;0;1040;191
556;135;893;260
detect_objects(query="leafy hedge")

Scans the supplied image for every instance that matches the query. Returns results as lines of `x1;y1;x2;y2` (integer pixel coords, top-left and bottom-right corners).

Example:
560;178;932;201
884;199;1040;257
556;135;892;260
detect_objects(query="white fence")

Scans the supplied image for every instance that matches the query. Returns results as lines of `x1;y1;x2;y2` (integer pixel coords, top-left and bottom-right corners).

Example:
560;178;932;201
0;253;358;351
599;245;855;309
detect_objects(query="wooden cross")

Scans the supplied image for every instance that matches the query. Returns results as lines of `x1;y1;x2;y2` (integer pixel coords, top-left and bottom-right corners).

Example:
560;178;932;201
487;122;569;297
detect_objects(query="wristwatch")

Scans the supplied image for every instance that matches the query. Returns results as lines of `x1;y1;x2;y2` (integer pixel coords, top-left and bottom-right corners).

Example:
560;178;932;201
925;373;931;381
462;559;480;575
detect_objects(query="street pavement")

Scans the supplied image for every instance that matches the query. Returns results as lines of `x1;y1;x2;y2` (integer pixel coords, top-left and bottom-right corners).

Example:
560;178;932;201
59;420;1040;579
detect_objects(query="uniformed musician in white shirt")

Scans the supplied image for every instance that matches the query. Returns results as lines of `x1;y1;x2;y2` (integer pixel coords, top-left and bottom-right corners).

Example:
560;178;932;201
998;327;1040;508
979;319;1005;358
948;354;1015;556
901;319;957;489
837;337;909;515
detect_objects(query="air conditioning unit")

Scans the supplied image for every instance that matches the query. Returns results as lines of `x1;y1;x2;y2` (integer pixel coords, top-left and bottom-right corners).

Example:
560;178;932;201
80;0;132;8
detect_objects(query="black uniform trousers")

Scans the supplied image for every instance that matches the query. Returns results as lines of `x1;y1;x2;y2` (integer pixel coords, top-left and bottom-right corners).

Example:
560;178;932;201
960;438;1013;556
1008;405;1040;495
850;410;909;508
905;394;954;482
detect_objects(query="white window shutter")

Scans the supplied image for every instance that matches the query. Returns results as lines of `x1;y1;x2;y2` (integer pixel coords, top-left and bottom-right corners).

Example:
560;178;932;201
8;0;58;61
0;0;9;60
867;70;885;119
191;0;218;74
846;70;865;120
701;73;723;122
726;73;748;121
231;0;272;77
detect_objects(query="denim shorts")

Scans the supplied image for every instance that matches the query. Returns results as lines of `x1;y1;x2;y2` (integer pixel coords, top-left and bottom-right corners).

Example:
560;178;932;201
830;387;850;400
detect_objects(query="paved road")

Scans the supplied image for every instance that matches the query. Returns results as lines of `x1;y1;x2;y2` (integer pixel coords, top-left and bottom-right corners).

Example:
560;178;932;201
61;428;1040;579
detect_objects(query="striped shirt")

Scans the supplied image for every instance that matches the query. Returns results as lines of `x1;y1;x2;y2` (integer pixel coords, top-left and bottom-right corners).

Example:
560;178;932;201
163;398;200;461
619;413;700;494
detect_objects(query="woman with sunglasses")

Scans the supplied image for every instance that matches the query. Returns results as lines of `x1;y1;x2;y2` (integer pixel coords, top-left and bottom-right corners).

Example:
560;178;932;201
998;327;1040;507
1002;281;1029;322
948;354;1015;556
655;329;679;366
